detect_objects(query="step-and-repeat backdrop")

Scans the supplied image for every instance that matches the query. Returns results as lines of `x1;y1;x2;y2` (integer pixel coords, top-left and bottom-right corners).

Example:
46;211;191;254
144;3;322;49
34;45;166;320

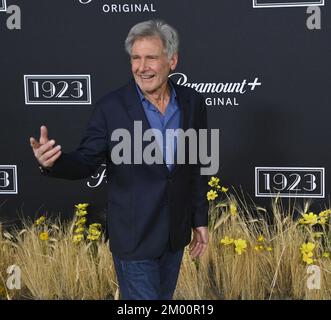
0;0;329;223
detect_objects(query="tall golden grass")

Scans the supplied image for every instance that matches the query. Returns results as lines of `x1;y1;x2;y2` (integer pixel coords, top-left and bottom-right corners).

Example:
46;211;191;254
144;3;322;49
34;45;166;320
175;193;331;300
0;192;330;300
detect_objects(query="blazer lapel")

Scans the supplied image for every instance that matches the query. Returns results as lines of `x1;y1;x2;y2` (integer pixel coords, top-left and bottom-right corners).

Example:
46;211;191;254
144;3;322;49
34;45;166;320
124;79;152;139
169;85;190;176
123;80;169;176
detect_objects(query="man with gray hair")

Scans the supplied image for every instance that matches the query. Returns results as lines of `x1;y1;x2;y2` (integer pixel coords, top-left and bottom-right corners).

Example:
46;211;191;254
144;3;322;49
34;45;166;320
30;19;209;300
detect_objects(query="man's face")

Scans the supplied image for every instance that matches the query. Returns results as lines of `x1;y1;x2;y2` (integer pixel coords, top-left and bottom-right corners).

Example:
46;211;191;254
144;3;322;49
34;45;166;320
130;36;178;95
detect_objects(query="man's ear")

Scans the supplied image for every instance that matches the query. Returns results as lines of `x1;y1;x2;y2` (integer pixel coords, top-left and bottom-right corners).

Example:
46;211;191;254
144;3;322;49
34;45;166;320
169;53;178;71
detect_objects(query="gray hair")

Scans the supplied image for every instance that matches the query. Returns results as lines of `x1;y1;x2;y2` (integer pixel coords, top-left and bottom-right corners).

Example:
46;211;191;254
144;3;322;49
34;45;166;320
125;20;179;59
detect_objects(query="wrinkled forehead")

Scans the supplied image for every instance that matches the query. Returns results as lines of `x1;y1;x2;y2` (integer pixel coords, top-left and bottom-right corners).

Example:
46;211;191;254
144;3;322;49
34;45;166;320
131;35;167;55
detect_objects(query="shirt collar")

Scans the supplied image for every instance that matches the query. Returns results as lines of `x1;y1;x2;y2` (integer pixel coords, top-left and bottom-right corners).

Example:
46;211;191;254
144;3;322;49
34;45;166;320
135;80;177;108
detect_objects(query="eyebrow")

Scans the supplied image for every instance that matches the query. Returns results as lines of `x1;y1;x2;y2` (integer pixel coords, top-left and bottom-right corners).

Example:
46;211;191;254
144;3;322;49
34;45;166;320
131;54;159;59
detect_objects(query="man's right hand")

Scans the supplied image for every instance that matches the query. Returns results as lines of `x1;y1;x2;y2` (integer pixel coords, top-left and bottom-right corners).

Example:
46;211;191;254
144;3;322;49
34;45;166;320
30;125;62;168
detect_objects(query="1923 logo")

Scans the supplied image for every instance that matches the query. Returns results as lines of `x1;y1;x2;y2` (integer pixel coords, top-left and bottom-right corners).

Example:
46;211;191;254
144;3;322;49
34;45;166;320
0;0;7;11
255;167;324;198
0;165;18;194
24;75;92;105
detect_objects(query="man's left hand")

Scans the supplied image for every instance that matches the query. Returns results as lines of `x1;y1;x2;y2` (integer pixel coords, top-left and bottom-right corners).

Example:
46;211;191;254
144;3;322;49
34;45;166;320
189;226;209;259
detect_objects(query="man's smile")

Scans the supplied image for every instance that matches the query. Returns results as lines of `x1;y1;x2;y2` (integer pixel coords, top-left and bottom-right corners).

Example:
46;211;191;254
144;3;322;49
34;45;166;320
139;74;155;80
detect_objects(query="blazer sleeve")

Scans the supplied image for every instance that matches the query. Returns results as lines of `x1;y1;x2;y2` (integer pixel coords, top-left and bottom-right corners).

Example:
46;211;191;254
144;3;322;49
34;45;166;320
191;95;209;228
47;102;109;180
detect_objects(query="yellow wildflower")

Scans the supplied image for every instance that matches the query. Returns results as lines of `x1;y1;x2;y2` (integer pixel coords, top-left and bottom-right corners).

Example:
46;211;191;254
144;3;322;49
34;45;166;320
299;212;318;225
221;186;228;192
257;235;264;242
87;222;102;241
318;217;327;225
234;239;247;255
75;203;89;210
300;242;315;265
87;234;101;241
76;210;88;217
302;252;314;265
74;227;85;234
39;232;49;241
35;216;46;226
220;236;234;245
89;223;102;230
208;176;220;188
207;190;218;201
319;209;331;217
73;234;84;244
87;235;100;241
300;242;315;254
75;217;87;226
88;229;101;237
230;203;237;216
254;244;272;252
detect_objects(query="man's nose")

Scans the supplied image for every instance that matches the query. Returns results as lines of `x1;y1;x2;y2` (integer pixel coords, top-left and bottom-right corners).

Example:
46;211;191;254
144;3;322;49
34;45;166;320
138;59;148;72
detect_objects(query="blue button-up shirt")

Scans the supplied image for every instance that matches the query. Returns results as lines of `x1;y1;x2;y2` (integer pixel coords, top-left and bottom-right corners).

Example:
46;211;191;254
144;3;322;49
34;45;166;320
136;82;181;171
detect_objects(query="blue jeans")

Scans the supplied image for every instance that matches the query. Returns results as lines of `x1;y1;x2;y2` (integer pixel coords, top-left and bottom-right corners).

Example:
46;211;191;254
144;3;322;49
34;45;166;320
112;243;184;300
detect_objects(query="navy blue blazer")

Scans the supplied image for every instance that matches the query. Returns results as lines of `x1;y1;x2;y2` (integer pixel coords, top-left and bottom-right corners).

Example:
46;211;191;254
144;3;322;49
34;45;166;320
48;79;209;260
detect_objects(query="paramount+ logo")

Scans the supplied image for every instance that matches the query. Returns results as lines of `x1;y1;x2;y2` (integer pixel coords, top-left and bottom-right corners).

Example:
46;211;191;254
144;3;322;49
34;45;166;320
169;72;262;108
0;0;21;30
78;0;157;14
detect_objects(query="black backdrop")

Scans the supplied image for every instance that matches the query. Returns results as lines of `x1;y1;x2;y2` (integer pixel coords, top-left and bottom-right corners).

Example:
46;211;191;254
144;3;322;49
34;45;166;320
0;0;330;224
